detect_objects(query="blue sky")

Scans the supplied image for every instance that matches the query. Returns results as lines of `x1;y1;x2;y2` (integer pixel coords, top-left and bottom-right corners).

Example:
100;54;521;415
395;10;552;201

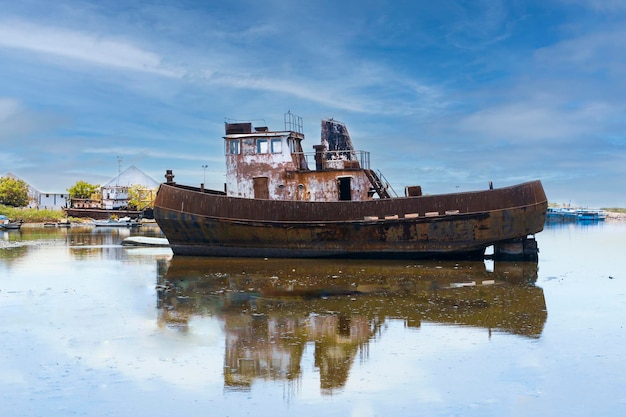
1;0;625;207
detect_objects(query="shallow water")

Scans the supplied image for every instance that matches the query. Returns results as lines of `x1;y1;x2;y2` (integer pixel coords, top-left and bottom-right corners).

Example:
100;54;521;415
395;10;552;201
1;221;625;416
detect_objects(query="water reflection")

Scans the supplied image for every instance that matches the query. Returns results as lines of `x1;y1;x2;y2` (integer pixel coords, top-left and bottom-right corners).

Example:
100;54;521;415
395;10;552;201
545;217;605;228
156;257;546;393
0;225;166;262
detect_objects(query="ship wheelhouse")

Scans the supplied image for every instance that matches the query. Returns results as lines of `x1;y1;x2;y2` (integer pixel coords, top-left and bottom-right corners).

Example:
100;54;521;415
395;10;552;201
223;115;387;202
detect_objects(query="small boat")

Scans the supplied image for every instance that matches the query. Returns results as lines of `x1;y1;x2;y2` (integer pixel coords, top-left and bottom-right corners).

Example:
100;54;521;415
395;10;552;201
121;236;170;247
0;219;23;230
154;114;547;260
91;216;142;227
0;216;23;230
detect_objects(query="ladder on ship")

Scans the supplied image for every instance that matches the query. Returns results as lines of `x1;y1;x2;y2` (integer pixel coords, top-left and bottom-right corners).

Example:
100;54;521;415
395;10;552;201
365;169;395;199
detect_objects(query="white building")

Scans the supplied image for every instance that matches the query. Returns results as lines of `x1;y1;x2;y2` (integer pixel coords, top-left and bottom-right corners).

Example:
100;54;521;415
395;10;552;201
101;166;159;210
38;193;70;210
2;172;70;209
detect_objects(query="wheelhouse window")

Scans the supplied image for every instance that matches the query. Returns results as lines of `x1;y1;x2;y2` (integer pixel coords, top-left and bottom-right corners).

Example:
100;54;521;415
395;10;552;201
257;139;269;154
227;139;240;155
271;138;282;153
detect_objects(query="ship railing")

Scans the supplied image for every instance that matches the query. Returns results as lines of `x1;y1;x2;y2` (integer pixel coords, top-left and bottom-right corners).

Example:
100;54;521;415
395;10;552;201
293;150;371;171
375;169;397;197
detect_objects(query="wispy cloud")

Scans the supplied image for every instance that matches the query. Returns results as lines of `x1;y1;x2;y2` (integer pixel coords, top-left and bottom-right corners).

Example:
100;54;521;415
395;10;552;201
459;100;615;142
82;145;224;164
445;0;513;50
0;16;442;117
533;30;626;83
0;19;184;77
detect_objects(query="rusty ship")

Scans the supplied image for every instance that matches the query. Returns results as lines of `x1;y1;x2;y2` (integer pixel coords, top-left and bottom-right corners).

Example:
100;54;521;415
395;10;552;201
153;113;547;259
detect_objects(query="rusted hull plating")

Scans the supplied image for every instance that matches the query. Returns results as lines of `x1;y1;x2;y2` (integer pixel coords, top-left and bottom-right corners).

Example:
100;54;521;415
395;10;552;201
153;180;547;259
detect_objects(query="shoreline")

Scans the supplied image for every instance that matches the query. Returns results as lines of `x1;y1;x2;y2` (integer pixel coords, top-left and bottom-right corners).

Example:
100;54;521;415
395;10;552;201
13;213;626;228
605;211;626;220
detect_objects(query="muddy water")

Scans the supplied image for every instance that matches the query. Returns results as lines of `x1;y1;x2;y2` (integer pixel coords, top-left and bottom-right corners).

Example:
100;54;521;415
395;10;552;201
1;221;625;416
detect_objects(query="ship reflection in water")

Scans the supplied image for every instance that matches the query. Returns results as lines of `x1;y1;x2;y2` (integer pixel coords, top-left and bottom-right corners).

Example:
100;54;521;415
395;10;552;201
156;257;546;393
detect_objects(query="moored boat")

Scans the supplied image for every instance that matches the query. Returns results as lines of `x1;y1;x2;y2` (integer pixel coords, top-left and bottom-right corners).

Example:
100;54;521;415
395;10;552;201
0;217;23;230
575;209;606;221
121;236;170;247
0;222;23;230
91;216;142;227
546;207;606;222
154;114;547;259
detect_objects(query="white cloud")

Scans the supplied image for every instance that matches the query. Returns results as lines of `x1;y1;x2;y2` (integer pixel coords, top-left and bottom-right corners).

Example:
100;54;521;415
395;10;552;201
0;18;440;117
459;100;613;141
0;19;184;77
533;30;626;76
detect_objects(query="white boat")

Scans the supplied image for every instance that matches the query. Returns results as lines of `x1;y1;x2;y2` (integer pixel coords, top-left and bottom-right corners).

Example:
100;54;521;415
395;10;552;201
91;216;142;227
575;209;606;221
546;207;606;222
0;216;23;230
121;236;169;247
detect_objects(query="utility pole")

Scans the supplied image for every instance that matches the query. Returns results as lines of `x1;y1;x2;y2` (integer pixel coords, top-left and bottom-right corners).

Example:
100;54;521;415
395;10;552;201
117;156;123;186
202;165;208;185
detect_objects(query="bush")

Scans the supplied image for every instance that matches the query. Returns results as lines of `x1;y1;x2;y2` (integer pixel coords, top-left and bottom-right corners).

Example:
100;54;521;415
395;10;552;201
0;177;29;207
68;181;99;199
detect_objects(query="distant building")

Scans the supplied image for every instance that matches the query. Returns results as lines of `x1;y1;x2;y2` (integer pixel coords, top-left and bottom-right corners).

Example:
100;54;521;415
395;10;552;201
67;198;100;209
100;165;160;210
38;193;70;210
3;166;158;211
2;172;69;209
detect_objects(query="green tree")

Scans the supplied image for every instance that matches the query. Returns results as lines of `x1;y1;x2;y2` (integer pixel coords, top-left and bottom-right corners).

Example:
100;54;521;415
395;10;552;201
0;176;29;207
127;184;157;210
67;181;99;199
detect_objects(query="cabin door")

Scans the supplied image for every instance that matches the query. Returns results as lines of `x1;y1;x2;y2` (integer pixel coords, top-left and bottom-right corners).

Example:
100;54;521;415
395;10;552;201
338;177;352;201
253;177;269;199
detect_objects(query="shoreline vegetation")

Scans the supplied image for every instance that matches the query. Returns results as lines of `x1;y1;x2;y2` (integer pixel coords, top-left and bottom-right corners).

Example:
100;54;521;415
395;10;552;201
1;205;75;223
0;205;143;224
2;204;626;224
0;204;160;227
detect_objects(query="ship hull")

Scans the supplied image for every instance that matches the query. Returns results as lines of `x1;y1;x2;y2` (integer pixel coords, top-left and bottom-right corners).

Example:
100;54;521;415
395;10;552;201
154;180;547;259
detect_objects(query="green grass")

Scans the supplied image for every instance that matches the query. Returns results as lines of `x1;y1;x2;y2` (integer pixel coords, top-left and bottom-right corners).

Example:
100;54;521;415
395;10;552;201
0;205;67;222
